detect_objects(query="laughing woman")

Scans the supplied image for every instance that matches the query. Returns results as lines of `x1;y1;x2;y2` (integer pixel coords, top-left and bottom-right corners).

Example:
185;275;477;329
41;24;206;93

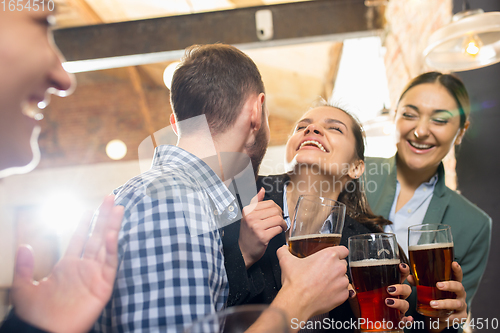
365;72;492;330
224;104;414;332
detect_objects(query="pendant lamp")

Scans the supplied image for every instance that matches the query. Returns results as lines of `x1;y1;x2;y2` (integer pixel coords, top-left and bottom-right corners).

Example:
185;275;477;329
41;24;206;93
423;4;500;72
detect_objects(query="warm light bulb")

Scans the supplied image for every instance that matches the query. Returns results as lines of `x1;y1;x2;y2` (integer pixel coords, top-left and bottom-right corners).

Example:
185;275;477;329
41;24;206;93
106;139;127;160
464;35;482;57
466;41;479;55
163;61;181;90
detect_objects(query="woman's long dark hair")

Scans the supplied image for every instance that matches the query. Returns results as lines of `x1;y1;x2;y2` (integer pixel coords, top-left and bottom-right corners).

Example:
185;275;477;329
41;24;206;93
320;103;408;263
321;104;392;233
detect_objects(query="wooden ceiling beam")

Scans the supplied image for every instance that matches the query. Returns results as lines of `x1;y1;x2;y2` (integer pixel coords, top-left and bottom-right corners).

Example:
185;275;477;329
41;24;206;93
228;0;266;7
54;0;384;69
322;42;344;101
66;0;103;24
127;66;158;148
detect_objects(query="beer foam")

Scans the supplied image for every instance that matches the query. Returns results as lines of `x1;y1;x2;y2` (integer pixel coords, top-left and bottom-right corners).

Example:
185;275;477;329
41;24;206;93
408;242;454;251
289;233;342;241
349;258;400;267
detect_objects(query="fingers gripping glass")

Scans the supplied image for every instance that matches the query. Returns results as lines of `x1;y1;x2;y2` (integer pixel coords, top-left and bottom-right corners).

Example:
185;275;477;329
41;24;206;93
408;224;455;317
288;195;345;258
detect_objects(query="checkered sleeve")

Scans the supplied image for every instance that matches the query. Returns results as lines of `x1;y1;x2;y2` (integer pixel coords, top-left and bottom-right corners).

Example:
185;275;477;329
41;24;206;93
95;171;228;333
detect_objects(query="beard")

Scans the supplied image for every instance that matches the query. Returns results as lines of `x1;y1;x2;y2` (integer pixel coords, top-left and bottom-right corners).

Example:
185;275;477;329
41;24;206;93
245;123;269;178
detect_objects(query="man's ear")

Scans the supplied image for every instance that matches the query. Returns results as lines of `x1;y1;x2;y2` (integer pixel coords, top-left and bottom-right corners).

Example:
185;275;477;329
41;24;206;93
454;120;470;145
250;93;265;132
170;113;179;135
348;159;365;179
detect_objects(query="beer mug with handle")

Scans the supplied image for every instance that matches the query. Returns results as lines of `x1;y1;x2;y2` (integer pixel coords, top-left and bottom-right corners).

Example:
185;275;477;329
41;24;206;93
408;224;455;317
184;305;289;333
349;233;403;333
288;195;346;258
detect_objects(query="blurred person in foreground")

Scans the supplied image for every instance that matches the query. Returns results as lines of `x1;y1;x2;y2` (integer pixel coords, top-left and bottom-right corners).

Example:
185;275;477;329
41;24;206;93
0;3;124;332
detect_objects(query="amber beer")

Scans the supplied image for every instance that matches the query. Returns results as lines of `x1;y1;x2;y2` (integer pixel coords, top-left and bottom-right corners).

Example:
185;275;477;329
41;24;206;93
350;259;401;332
409;243;455;317
288;233;341;258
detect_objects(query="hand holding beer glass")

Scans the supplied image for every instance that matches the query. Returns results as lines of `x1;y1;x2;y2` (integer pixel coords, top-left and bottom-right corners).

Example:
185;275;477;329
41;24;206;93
349;233;403;333
408;224;455;317
288;195;345;257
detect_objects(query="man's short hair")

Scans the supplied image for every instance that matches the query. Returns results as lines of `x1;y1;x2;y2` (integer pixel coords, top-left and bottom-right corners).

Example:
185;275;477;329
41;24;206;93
170;44;265;135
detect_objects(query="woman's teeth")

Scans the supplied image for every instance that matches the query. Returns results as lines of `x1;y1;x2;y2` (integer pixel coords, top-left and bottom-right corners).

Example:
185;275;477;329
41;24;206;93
299;140;327;152
409;141;433;149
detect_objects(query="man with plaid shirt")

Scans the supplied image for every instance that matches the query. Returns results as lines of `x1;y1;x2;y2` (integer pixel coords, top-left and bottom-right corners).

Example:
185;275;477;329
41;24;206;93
96;44;350;332
96;144;234;331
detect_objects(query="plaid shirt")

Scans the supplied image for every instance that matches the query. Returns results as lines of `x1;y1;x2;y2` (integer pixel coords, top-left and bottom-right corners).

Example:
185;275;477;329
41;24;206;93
95;145;237;332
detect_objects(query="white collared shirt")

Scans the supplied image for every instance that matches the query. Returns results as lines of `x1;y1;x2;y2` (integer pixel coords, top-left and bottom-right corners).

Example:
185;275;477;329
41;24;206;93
384;174;438;256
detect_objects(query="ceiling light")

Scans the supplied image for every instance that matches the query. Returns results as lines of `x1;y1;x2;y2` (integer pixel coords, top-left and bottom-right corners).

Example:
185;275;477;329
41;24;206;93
423;8;500;72
464;34;481;56
163;61;181;90
106;140;127;160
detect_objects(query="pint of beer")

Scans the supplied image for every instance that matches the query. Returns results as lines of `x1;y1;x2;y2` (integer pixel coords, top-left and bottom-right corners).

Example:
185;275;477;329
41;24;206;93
288;195;345;258
408;224;455;317
288;233;342;258
349;234;403;333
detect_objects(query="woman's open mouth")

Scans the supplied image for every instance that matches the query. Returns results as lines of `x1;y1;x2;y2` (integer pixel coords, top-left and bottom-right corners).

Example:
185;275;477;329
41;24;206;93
407;140;435;151
298;140;328;152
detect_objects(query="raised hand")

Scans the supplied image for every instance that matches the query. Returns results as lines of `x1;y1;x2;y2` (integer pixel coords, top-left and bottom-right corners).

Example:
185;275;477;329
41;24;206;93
10;195;124;333
239;188;287;268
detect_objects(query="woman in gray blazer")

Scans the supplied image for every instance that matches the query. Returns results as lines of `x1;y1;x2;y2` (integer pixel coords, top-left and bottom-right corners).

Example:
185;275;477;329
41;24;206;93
365;72;492;332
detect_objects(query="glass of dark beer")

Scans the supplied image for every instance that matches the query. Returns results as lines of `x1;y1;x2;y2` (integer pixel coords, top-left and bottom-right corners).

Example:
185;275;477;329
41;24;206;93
288;195;345;258
408;224;454;317
349;233;402;333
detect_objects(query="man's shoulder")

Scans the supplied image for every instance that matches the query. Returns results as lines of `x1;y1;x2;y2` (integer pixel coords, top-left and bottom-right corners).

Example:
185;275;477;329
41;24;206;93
115;164;222;237
115;165;205;201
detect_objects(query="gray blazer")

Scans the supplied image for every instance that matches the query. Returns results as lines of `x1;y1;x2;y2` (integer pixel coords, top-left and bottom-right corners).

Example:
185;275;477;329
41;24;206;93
365;155;492;309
